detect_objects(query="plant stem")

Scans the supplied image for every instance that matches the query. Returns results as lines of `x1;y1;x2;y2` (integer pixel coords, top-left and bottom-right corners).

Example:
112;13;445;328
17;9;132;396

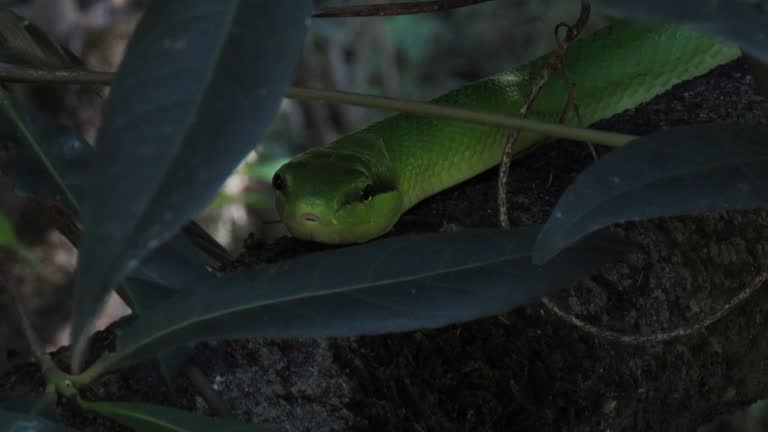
0;65;112;85
284;87;635;147
40;355;78;398
312;0;495;17
183;364;234;419
69;353;110;386
0;67;637;148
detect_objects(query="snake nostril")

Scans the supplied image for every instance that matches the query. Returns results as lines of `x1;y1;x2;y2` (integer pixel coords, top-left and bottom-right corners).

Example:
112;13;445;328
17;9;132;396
301;212;321;223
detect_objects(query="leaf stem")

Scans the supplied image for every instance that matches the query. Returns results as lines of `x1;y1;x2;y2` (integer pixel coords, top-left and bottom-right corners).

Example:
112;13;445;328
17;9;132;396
40;355;78;398
69;352;110;386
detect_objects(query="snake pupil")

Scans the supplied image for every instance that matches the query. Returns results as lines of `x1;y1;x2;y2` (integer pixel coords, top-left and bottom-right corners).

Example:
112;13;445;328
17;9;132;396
361;184;374;202
272;173;285;191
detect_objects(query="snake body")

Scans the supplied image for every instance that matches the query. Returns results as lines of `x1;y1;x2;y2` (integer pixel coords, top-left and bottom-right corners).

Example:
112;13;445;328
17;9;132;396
273;22;740;244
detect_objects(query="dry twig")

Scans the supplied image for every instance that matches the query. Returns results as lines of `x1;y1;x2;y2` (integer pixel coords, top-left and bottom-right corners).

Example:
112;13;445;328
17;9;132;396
497;0;591;229
313;0;494;18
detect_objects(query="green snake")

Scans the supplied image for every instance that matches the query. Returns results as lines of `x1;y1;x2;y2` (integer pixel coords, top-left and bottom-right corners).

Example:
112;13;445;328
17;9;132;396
273;21;740;244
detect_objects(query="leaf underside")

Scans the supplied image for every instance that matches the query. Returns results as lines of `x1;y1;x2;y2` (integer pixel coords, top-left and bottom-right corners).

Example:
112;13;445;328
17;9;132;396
107;226;632;370
534;124;768;263
71;0;312;346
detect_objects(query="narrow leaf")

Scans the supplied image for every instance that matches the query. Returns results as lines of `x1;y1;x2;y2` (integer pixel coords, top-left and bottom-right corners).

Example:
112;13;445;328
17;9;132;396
0;96;222;378
72;0;311;347
0;9;82;68
533;125;768;264
1;389;58;422
96;227;630;371
0;87;82;213
0;408;77;432
593;0;767;61
80;401;278;432
0;212;16;246
0;93;223;295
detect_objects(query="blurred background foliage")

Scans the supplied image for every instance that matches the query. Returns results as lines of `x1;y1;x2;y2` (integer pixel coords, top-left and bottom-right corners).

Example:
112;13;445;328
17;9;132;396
0;0;609;370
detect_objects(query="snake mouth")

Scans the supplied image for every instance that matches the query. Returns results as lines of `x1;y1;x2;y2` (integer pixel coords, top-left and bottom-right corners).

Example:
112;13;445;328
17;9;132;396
300;212;321;223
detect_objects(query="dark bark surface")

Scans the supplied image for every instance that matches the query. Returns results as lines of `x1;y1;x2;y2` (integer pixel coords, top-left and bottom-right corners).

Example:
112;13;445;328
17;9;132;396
3;58;768;432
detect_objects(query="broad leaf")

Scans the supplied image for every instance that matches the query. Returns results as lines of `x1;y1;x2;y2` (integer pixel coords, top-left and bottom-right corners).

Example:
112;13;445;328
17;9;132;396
0;9;81;68
0;408;76;432
79;401;278;432
94;227;630;372
593;0;767;61
72;0;312;346
533;125;768;264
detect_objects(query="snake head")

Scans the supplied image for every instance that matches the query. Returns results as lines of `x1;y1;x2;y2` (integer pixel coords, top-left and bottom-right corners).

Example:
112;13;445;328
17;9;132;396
273;135;403;244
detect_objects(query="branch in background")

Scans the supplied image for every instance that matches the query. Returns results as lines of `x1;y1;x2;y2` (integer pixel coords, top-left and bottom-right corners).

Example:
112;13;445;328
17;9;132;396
312;0;495;17
0;65;112;85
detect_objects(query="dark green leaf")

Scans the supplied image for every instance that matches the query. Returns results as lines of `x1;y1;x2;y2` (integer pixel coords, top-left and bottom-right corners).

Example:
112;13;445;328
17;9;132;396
0;94;221;377
1;391;57;422
126;228;221;312
0;408;76;432
593;0;766;61
0;212;16;247
533;125;768;264
0;87;83;213
80;401;279;432
0;91;222;295
72;0;312;345
0;9;82;68
100;227;629;371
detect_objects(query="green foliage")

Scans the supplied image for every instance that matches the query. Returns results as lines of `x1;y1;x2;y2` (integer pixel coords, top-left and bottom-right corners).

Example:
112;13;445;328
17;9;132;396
533;125;768;264
0;211;36;266
1;387;58;422
0;9;82;68
70;0;313;351
0;407;76;432
87;227;627;373
0;0;765;431
0;86;81;213
80;400;279;432
0;212;15;247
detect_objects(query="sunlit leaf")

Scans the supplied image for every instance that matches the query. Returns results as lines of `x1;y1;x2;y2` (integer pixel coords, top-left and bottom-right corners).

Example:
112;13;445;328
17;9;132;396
0;212;16;247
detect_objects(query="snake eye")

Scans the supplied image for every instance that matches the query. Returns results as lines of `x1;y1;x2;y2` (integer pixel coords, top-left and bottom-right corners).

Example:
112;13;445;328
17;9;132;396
360;183;375;202
272;173;285;192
